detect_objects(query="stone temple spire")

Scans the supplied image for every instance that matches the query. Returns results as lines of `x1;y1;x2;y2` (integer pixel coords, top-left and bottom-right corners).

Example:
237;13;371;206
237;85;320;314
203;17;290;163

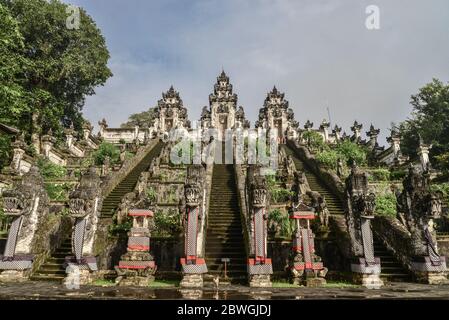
209;70;237;104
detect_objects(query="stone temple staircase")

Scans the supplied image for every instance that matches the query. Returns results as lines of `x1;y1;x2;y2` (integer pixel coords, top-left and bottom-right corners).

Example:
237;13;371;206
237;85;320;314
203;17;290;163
282;143;412;282
205;164;247;283
282;144;344;215
101;141;164;218
373;237;411;282
30;235;72;282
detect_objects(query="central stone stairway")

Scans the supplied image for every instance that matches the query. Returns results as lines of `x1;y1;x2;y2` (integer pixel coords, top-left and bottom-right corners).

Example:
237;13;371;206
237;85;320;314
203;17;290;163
373;237;411;282
30;235;72;282
282;144;344;215
101;141;163;218
205;164;247;283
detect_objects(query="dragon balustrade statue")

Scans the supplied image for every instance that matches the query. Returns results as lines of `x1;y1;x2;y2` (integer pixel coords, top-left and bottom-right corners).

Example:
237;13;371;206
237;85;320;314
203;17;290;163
345;162;383;288
395;166;447;284
0;166;49;282
64;166;102;286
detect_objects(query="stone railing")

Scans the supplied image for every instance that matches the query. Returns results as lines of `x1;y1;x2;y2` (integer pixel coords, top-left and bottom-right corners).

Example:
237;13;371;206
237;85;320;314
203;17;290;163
372;215;413;271
100;138;160;198
287;139;345;202
234;164;251;256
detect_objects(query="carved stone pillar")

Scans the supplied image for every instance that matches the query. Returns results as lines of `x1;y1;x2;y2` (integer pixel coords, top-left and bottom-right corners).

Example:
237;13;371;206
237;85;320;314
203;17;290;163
41;130;56;157
366;124;380;150
247;166;272;287
319;120;330;143
180;165;207;288
350;121;363;143
332;125;342;142
115;209;157;286
64;167;102;286
289;202;327;286
396;167;447;284
417;136;432;171
345;163;383;289
0;166;49;282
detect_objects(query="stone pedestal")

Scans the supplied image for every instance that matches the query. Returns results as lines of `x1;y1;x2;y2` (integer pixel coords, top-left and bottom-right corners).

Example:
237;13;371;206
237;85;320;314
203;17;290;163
305;276;327;288
411;257;448;284
351;258;383;289
180;274;204;288
63;266;93;288
0;270;28;283
117;275;155;287
179;288;203;299
249;274;272;288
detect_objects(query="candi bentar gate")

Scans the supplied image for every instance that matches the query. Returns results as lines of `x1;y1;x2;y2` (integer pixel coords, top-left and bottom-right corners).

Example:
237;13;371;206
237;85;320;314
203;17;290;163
0;71;447;289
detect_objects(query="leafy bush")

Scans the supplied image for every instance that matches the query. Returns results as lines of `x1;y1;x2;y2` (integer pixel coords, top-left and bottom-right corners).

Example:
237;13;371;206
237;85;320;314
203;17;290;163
146;187;157;203
0;135;12;170
369;168;391;182
270;187;294;203
45;183;72;201
430;183;449;206
316;149;340;169
154;210;182;237
389;169;407;181
109;218;133;235
268;209;294;237
376;194;397;216
93;142;120;165
302;131;328;152
37;158;67;179
335;140;367;166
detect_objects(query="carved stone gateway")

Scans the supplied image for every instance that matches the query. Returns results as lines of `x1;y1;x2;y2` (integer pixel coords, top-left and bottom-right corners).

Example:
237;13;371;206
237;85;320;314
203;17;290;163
246;166;272;287
63;167;102;286
180;165;208;288
0;167;49;282
396;166;447;284
344;163;383;289
289;202;327;287
115;209;157;286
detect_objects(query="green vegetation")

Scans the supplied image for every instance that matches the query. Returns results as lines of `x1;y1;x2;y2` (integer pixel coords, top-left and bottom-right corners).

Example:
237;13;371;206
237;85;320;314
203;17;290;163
399;79;449;173
93;142;120;165
314;140;368;171
121;107;158;128
266;174;294;204
148;280;178;288
0;0;111;164
146;187;157;203
268;209;294;237
375;194;397;216
109;219;133;235
37;158;67;179
368;168;391;182
430;183;449;206
92;279;115;287
302;131;327;152
45;183;72;202
154;210;182;238
389;169;407;181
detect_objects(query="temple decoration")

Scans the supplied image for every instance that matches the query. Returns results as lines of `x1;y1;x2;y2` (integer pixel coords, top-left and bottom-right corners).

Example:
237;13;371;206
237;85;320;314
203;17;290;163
180;165;208;287
0;167;49;282
350;121;363;144
396;166;447;284
246;166;273;287
344;163;383;289
255;86;298;143
115;209;157;286
289;201;327;286
64;167;102;285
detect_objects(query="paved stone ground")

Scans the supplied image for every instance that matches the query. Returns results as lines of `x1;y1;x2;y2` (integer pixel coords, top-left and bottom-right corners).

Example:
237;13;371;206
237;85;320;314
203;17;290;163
1;281;449;299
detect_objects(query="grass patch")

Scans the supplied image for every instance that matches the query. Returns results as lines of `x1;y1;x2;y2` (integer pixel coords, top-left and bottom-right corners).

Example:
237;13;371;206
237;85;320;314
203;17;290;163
148;280;179;288
93;279;116;287
324;282;359;288
272;281;297;288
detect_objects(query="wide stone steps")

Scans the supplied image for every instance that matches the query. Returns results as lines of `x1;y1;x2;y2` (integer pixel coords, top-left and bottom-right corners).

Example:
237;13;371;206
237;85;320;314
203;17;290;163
100;142;163;218
281;145;345;215
373;239;412;282
30;237;73;282
205;162;247;283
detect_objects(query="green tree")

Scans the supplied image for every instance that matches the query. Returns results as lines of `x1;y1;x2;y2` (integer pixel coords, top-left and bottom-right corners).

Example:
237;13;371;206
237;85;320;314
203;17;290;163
0;0;112;149
399;79;449;171
121;107;158;128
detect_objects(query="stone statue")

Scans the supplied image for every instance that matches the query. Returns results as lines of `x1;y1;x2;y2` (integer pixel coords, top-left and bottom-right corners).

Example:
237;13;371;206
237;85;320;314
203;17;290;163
344;162;383;288
0;166;49;282
246;165;273;287
64;166;102;285
395;166;447;283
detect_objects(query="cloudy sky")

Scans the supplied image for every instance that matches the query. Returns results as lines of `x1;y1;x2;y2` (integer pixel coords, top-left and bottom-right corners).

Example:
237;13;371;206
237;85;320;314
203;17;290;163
69;0;449;145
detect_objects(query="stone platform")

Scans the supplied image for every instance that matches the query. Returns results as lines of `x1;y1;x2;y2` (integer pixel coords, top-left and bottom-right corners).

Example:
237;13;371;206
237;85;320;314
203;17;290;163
1;281;449;300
